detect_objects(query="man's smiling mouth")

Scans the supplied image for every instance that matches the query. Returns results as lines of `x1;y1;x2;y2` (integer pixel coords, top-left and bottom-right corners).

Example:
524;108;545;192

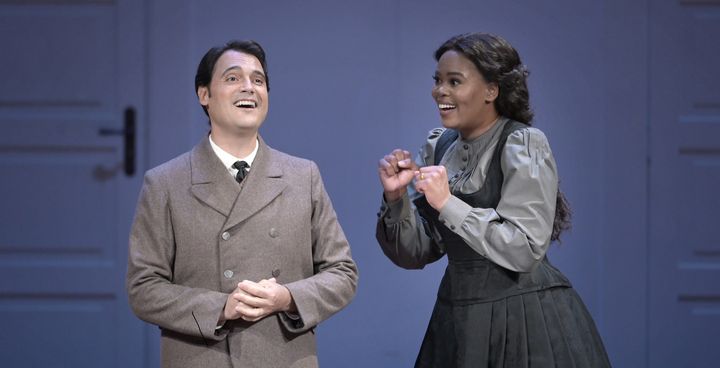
234;100;257;108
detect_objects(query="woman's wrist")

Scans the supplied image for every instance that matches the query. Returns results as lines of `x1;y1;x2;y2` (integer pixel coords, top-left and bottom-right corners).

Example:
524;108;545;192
383;188;406;203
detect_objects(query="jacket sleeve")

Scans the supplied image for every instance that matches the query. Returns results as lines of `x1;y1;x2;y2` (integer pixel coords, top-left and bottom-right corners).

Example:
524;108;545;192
281;162;358;333
126;171;229;342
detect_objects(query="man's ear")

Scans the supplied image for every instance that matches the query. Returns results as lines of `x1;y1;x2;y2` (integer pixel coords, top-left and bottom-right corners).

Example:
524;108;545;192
198;86;210;106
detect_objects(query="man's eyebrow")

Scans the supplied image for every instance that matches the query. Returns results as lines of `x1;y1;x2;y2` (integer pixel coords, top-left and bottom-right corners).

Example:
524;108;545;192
250;70;266;79
220;66;241;75
220;66;266;79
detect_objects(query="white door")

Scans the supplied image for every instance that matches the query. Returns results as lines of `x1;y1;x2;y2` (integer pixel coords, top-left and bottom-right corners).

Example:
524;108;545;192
648;0;720;366
0;0;146;366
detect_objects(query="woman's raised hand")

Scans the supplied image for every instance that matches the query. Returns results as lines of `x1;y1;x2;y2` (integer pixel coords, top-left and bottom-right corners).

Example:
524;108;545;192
378;149;418;202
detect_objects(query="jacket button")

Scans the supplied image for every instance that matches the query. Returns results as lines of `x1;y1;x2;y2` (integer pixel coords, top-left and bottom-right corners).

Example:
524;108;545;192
269;228;279;238
221;231;230;240
272;268;281;278
223;270;234;279
450;225;456;230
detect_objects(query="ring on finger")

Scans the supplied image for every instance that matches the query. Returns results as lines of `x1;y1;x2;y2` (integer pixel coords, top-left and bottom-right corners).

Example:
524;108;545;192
420;173;425;180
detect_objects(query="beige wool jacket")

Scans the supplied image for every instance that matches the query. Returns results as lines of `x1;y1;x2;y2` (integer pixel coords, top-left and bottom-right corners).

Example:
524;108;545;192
127;136;358;367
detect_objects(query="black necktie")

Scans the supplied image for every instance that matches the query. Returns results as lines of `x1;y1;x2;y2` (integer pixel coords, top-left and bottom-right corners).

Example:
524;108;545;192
233;161;249;184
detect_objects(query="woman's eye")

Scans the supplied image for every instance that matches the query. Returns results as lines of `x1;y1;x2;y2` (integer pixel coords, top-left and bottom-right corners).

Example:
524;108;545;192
450;79;460;86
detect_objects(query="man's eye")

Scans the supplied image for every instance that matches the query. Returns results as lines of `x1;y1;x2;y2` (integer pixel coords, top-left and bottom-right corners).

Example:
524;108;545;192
254;78;265;85
226;76;238;82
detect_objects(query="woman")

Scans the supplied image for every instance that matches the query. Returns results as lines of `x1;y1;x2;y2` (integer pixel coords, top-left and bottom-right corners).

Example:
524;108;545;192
376;33;611;367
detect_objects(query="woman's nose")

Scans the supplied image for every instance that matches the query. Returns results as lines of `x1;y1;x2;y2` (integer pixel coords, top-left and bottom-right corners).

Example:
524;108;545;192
433;84;447;97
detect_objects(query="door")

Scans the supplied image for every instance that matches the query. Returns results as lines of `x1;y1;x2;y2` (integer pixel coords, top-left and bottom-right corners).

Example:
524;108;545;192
0;0;146;366
648;0;720;366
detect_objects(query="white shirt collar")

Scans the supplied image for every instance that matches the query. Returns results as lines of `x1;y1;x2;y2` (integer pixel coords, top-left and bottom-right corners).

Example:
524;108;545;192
208;135;259;177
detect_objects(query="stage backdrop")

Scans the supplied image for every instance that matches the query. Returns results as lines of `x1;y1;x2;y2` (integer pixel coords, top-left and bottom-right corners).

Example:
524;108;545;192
1;0;718;367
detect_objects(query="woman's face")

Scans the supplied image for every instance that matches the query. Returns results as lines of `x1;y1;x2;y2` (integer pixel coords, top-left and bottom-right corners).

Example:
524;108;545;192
431;50;498;139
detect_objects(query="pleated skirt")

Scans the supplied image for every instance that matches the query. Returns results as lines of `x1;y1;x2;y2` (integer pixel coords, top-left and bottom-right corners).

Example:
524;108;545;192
415;286;611;368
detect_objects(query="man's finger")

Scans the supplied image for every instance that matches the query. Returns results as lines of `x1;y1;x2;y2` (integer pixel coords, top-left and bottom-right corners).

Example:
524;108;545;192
237;281;270;299
236;304;269;321
234;291;268;308
259;278;277;286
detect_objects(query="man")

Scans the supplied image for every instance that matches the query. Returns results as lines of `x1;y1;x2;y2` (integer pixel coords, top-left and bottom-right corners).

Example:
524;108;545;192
126;40;358;367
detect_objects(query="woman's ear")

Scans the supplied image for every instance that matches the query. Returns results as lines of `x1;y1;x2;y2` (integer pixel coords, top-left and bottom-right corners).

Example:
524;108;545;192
485;83;499;103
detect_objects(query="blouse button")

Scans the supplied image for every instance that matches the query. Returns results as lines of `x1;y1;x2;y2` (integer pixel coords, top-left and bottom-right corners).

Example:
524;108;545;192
269;228;279;238
462;156;468;162
463;144;469;150
450;225;456;230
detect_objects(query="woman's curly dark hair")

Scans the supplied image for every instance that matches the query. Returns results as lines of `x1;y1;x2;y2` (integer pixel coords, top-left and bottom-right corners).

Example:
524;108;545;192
435;32;571;242
434;33;533;124
552;183;572;243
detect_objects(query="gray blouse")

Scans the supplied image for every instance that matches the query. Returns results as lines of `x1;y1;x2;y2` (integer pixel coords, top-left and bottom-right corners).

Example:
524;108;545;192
377;118;559;272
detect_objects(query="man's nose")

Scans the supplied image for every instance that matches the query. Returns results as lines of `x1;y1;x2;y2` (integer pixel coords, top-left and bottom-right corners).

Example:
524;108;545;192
240;77;254;92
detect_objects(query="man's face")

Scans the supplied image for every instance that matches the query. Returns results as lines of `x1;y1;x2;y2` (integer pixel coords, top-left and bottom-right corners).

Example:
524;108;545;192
198;50;269;137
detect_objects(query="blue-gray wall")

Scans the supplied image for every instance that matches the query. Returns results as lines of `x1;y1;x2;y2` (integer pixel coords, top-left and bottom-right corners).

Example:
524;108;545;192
2;0;719;367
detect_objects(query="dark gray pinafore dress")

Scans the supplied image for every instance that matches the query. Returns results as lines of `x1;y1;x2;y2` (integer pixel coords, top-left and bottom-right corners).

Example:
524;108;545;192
412;121;611;368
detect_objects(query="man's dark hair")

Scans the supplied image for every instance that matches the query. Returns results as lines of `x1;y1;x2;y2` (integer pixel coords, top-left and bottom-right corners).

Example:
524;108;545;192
194;40;269;116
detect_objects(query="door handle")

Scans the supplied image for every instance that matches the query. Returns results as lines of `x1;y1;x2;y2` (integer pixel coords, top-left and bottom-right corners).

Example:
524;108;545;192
99;107;136;176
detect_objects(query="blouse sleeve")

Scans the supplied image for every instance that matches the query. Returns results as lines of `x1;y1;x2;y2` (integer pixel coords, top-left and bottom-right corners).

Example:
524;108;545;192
437;127;558;272
375;129;447;269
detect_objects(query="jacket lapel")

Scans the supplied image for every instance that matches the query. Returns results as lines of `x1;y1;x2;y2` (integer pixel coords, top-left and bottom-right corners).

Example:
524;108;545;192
190;137;241;217
224;136;286;230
